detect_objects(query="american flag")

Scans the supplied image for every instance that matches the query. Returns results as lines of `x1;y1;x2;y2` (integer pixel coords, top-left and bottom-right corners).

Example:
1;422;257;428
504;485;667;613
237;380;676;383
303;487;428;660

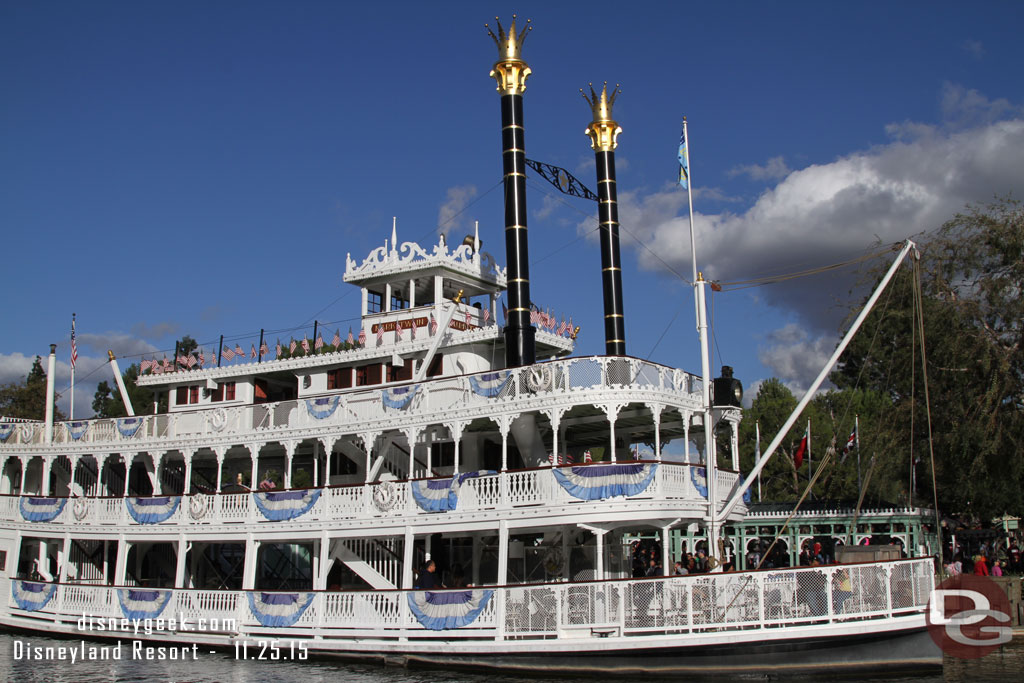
429;313;438;335
395;321;403;341
198;350;205;367
358;328;366;345
333;329;342;347
315;334;324;351
177;355;187;367
235;343;244;357
260;341;268;357
162;357;171;372
141;359;151;372
301;337;310;353
275;340;282;357
530;307;540;325
376;324;384;344
289;339;297;354
222;346;235;361
501;301;508;325
153;359;163;374
410;317;417;339
250;344;257;358
557;318;567;336
185;354;197;369
465;310;472;325
346;328;354;346
70;315;78;370
583;450;593;463
483;308;490;324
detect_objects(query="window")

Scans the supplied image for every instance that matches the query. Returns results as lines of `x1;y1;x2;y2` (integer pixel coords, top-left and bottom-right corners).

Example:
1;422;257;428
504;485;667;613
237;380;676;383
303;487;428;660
431;442;455;468
367;291;383;314
387;362;412;382
0;550;6;572
356;363;382;386
212;382;236;402
390;293;408;310
175;386;201;405
327;368;352;390
329;452;358;476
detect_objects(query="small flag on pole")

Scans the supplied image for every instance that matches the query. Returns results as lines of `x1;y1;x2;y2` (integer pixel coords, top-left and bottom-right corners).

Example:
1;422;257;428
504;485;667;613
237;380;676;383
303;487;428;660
333;329;342;347
260;341;268;357
301;337;310;353
395;321;403;341
250;344;257;359
678;119;690;190
315;334;324;351
275;340;282;358
411;316;417;339
358;328;366;346
376;324;384;344
429;313;438;335
345;328;353;346
794;424;809;469
289;339;297;354
840;424;858;463
222;346;235;361
70;315;78;370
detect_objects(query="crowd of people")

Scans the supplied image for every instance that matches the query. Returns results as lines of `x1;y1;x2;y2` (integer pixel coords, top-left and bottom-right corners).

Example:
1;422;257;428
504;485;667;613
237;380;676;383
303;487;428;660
945;539;1021;577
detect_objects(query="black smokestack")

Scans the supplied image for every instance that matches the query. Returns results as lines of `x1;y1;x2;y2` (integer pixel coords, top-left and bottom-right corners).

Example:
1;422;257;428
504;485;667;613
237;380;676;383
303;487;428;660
583;83;626;355
487;16;535;367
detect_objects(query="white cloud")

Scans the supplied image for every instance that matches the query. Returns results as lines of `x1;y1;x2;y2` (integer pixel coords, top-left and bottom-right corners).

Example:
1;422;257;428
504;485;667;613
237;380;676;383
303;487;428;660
619;114;1024;332
437;185;478;238
757;324;837;397
77;332;159;358
0;352;36;386
728;156;792;181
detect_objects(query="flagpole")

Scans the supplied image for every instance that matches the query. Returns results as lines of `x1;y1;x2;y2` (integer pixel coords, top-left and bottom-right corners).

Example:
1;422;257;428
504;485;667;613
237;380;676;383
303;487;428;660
755;421;762;502
855;414;861;495
70;313;76;420
807;418;812;492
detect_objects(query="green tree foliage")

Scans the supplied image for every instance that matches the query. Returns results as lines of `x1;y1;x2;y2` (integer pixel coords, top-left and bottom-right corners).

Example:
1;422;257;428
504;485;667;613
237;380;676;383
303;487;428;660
832;197;1023;520
0;356;66;421
92;363;167;418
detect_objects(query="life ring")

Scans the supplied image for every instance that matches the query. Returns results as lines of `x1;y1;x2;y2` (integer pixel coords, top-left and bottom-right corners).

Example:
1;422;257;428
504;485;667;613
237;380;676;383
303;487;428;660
544;548;564;575
372;481;398;512
73;498;89;521
19;423;34;442
189;493;209;520
525;365;553;392
209;408;227;432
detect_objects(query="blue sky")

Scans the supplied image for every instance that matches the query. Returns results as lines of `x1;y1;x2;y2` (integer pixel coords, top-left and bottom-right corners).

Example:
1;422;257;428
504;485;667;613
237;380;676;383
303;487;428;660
2;1;1022;417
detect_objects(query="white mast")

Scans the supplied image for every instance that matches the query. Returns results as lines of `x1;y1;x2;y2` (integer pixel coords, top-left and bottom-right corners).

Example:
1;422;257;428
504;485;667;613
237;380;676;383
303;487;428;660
680;117;720;561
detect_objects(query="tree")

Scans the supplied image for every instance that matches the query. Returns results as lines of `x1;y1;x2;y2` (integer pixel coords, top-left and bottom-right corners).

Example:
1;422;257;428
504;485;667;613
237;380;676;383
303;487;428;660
0;356;66;421
832;197;1024;520
92;363;167;418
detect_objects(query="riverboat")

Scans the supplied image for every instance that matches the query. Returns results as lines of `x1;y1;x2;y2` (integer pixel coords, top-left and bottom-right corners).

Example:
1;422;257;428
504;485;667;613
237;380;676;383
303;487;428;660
0;16;939;677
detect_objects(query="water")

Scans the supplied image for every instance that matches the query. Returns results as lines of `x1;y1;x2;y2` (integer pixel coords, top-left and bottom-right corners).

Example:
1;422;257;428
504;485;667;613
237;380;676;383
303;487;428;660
1;631;1021;683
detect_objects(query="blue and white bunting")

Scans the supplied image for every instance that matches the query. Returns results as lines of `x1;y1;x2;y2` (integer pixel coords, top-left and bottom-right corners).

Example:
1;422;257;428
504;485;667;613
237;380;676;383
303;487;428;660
306;396;340;420
12;581;57;612
743;486;753;504
407;589;493;630
0;423;14;441
116;417;143;438
67;421;89;440
468;371;511;398
381;385;419;410
117;588;172;620
252;489;321;521
690;466;708;499
410;471;494;512
125;496;180;524
247;591;314;627
20;496;67;522
552;463;658;500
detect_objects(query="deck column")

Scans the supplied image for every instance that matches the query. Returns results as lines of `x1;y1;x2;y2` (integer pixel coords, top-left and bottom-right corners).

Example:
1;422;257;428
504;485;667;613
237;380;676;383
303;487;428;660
174;534;187;588
402;528;414;589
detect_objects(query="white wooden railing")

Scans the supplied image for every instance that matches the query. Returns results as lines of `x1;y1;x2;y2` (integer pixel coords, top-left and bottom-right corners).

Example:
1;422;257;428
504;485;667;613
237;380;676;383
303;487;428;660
0;356;702;449
0;463;740;529
2;558;934;643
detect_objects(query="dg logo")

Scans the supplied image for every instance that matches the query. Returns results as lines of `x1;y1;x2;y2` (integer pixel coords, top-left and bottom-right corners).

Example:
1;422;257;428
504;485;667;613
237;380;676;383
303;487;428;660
926;573;1012;659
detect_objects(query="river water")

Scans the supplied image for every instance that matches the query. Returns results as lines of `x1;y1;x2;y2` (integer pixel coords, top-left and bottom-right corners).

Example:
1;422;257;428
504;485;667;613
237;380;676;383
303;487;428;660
1;631;1021;682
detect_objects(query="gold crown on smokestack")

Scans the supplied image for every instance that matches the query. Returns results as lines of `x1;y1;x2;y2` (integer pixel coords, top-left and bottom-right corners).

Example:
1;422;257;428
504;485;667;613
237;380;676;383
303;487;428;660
583;82;623;151
487;15;533;94
582;82;621;123
486;15;531;61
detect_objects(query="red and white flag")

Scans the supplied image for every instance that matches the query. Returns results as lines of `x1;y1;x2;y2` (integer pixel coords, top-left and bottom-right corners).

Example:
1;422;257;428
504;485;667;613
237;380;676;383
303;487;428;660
70;315;78;370
301;337;310;353
358;328;366;346
395;321;403;341
185;354;197;368
333;329;342;347
501;301;508;325
346;328;354;346
260;341;268;357
465;310;472;325
235;344;244;357
429;313;438;335
410;317;417;339
162;357;171;372
198;351;205;367
315;334;324;351
141;359;151;372
275;341;282;357
583;450;593;463
483;308;490;324
376;324;384;344
250;344;257;359
222;346;235;361
289;339;297;354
